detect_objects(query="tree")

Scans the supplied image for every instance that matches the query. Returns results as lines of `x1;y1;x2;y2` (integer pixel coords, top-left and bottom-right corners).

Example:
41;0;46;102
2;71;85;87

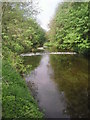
47;2;90;55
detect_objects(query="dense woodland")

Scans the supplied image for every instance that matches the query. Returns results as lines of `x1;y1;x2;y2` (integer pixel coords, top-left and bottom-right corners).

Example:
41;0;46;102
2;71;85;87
45;2;90;55
2;1;89;119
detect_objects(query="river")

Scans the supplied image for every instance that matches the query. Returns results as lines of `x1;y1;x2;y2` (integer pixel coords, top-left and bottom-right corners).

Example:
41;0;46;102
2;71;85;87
23;52;88;118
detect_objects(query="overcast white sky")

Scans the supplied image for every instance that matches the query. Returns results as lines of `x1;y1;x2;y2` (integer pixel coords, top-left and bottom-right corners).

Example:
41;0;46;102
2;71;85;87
36;0;63;31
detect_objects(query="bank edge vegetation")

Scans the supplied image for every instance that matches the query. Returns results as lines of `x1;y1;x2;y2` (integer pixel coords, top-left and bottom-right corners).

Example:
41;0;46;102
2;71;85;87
2;2;90;119
45;2;90;55
2;2;45;119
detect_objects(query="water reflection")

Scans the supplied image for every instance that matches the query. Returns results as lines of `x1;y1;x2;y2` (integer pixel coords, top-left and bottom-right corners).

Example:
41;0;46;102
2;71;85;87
50;54;88;118
23;55;42;71
24;54;88;118
25;55;69;118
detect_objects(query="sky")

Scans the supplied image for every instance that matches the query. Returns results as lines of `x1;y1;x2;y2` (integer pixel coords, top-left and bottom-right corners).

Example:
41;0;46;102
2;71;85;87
36;0;63;31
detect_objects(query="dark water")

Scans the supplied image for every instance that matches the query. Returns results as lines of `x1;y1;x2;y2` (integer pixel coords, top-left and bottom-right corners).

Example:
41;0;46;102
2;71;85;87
24;54;88;118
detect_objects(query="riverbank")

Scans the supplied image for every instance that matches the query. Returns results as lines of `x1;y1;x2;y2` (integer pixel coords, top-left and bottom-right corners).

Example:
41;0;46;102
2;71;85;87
2;2;46;119
2;60;43;119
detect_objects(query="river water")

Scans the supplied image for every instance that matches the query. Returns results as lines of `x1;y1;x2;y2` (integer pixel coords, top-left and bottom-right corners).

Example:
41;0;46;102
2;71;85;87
23;52;88;118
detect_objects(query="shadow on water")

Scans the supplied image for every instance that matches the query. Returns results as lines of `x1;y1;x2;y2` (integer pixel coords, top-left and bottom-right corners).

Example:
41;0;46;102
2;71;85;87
24;53;88;118
23;55;42;71
50;54;88;118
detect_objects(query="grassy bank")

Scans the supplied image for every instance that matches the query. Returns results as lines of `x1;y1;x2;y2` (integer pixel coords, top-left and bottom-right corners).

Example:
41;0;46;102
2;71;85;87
2;60;43;119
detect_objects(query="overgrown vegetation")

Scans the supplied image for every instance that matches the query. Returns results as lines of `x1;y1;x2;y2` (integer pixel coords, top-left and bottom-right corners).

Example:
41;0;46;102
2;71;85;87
2;2;45;119
2;1;89;119
2;60;43;118
2;3;46;53
46;2;90;55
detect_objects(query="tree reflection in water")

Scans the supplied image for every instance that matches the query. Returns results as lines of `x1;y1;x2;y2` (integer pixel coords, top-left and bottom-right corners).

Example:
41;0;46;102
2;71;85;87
50;54;88;118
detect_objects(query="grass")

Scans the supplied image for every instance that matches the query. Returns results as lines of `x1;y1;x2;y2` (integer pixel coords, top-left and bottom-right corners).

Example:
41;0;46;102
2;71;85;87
2;60;43;119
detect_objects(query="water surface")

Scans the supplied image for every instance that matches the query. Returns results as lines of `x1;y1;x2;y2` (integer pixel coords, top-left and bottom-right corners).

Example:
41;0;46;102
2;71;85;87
24;53;88;118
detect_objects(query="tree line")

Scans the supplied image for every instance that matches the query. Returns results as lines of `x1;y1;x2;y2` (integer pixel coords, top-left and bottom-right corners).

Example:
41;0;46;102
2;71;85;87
45;2;89;55
2;2;45;118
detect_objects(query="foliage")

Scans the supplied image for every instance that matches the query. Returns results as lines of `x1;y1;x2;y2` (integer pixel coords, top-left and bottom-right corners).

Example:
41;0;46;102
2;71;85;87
2;3;46;54
47;2;90;55
2;60;43;118
2;2;45;118
2;2;46;73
